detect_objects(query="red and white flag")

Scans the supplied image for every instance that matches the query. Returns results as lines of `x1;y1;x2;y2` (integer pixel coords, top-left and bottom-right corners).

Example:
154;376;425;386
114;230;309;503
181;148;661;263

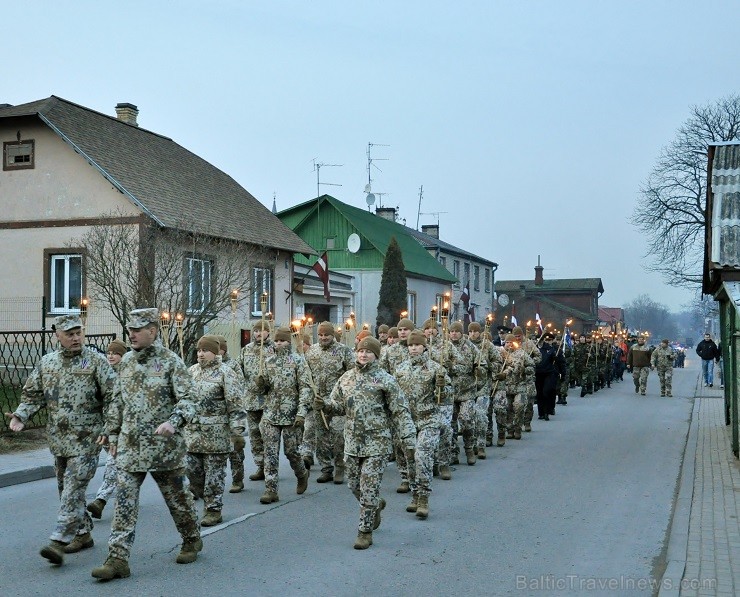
535;312;543;332
460;283;470;309
311;252;330;302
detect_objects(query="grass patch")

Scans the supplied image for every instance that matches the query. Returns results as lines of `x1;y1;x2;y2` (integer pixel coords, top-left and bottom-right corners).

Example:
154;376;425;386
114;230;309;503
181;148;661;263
0;428;47;454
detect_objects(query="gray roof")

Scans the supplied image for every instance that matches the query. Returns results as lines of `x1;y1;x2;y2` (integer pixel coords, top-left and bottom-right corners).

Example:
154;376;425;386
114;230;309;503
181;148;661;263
404;226;498;267
495;278;604;293
0;96;314;255
709;143;740;269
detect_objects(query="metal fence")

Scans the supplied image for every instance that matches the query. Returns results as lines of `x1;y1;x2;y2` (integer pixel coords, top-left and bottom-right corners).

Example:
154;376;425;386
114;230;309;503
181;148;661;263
0;331;117;431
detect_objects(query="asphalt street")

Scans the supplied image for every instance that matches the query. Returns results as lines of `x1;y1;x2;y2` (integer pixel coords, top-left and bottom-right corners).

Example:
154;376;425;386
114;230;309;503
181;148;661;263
0;365;697;596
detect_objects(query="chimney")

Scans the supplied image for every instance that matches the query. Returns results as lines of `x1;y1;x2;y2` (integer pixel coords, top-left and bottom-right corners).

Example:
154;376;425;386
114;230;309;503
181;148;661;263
534;255;544;286
375;207;397;222
421;224;439;239
115;103;139;126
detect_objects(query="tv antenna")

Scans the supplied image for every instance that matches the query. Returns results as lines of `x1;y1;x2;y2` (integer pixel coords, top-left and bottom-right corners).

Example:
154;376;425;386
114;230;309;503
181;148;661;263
365;142;389;208
419;211;447;226
312;159;342;234
415;185;424;229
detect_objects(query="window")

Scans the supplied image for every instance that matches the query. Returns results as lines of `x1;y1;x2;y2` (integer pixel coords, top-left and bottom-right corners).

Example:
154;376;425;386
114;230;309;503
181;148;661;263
49;254;82;313
3;140;35;171
484;268;491;293
473;266;480;291
326;237;336;250
252;267;273;316
464;263;471;286
453;260;460;281
186;257;212;313
407;291;417;323
439;255;447;269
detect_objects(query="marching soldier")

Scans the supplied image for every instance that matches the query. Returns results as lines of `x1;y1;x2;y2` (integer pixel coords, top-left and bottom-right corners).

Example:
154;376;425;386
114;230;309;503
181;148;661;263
651;339;675;397
92;308;201;581
185;335;245;526
467;322;500;459
574;334;594;397
314;336;416;549
512;326;540;434
377;324;389;345
627;335;651;396
488;324;512;443
495;334;533;441
447;321;480;465
6;314;116;566
556;336;572;405
535;332;565;420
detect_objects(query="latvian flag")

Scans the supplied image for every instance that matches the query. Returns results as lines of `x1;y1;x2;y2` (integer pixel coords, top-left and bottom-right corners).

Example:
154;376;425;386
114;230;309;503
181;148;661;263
311;252;330;302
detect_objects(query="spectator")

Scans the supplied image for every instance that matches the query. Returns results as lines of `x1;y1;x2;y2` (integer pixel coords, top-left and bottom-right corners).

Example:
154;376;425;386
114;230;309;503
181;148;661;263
696;333;720;387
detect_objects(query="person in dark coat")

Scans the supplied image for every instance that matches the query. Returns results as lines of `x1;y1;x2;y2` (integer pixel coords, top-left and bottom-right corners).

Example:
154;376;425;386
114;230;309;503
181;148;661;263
535;332;566;421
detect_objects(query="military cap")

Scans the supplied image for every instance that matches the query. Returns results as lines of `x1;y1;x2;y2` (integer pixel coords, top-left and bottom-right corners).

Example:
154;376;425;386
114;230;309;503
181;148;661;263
661;338;670;344
504;333;516;343
377;324;389;334
543;331;555;341
252;320;271;333
388;326;399;339
274;327;292;342
300;333;312;346
468;322;482;333
356;330;370;342
54;314;84;331
357;336;382;358
397;318;415;330
197;335;220;355
318;321;335;335
511;326;524;336
215;335;229;352
496;325;512;333
126;308;159;330
407;330;427;346
449;321;464;333
422;318;438;330
107;339;127;356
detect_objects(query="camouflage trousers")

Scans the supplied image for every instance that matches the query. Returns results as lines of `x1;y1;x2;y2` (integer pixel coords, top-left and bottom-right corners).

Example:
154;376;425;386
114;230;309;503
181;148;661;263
486;393;495;442
454;399;476;450
108;467;199;562
95;448;118;502
246;409;264;468
312;411;345;474
656;366;673;395
393;432;409;482
299;409;317;457
346;454;388;533
523;395;536;426
558;372;570;399
51;453;99;543
436;405;454;466
632;367;650;394
260;421;307;494
229;435;246;483
474;394;490;449
407;424;439;497
506;393;527;433
187;452;228;512
491;391;509;433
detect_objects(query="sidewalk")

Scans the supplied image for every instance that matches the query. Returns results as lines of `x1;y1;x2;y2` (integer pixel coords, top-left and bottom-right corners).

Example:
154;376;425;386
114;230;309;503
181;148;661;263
0;446;55;488
660;379;740;596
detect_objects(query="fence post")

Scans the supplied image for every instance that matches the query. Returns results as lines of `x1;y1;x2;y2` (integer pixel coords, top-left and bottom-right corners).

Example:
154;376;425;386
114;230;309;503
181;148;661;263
41;295;46;356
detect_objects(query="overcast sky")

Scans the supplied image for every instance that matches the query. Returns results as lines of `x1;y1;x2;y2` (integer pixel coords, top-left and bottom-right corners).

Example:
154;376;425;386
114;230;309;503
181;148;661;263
5;1;738;312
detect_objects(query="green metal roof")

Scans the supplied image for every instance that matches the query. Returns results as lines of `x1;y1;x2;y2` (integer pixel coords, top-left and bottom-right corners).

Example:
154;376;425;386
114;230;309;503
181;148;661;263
277;195;458;283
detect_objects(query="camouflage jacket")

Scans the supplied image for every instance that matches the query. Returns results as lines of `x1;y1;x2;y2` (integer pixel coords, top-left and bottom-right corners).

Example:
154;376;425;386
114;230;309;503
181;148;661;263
237;339;275;411
627;344;651;368
521;338;540;395
108;340;197;472
379;340;410;375
651;345;675;370
324;361;416;457
304;339;355;399
469;338;503;395
447;338;480;402
394;352;450;429
14;346;116;457
261;346;313;425
573;343;592;371
185;358;246;453
501;348;534;395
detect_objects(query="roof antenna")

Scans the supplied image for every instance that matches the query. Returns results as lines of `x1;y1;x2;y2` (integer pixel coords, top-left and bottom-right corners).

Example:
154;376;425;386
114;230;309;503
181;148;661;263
312;159;342;233
415;185;424;229
366;142;389;208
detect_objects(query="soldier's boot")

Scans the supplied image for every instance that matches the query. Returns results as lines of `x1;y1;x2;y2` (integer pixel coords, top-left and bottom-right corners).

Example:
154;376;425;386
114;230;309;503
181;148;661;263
634;385;639;394
333;467;344;485
40;540;67;565
432;463;440;477
372;498;386;530
396;480;410;493
477;446;486;460
175;538;203;564
513;428;522;440
296;470;309;495
497;431;506;447
439;465;452;480
660;389;665;397
229;481;244;493
580;388;587;398
523;423;532;432
92;557;130;580
249;466;265;481
506;429;515;439
201;510;222;527
86;498;106;519
354;531;373;550
450;452;460;465
316;469;333;483
259;490;279;504
63;532;94;553
666;391;673;397
416;495;429;519
465;448;476;466
406;493;419;512
303;454;314;469
486;435;494;447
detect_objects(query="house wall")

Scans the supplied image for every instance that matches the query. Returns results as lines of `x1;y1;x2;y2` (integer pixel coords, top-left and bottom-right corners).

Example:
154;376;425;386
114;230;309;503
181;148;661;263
436;250;495;319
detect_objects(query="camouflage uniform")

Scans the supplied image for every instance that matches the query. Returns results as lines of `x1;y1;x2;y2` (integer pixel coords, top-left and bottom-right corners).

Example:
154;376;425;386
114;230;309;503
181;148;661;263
321;361;416;533
520;337;541;428
394;352;449;496
13;345;116;544
502;347;533;435
259;345;312;495
302;338;354;476
95;361;122;504
469;337;501;450
558;343;573;402
106;339;199;563
186;358;245;512
627;342;652;395
238;339;275;471
650;344;675;396
573;341;594;395
222;353;247;485
380;339;413;484
428;339;455;469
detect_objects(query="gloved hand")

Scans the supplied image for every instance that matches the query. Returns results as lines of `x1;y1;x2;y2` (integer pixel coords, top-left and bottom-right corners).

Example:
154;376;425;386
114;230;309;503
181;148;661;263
232;435;246;450
293;416;305;429
435;373;446;388
495;371;507;381
313;396;325;413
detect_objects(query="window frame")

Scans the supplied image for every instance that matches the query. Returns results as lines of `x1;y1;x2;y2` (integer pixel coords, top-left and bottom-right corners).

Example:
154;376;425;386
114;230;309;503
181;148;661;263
473;265;480;291
406;291;417;323
3;139;35;171
185;254;213;314
251;266;273;316
44;249;85;315
484;268;491;293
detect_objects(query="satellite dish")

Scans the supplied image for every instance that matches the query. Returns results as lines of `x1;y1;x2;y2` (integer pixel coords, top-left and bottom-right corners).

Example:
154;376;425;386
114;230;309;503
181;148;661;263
364;183;372;193
366;192;376;207
347;233;361;254
497;293;510;307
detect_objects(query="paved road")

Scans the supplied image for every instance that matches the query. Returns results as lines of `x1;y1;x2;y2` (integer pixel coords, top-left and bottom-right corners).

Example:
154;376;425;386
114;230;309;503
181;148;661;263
0;365;698;596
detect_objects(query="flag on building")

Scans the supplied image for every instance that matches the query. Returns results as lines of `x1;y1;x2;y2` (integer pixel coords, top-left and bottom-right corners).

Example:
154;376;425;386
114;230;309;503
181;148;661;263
311;252;330;302
460;283;470;309
511;300;518;327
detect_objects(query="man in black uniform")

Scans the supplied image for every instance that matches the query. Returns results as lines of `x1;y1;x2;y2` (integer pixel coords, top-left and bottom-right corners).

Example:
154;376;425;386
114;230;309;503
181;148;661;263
535;332;565;421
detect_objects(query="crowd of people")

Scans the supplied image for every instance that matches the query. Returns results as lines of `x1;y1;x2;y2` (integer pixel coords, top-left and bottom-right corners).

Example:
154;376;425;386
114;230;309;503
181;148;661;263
5;309;701;581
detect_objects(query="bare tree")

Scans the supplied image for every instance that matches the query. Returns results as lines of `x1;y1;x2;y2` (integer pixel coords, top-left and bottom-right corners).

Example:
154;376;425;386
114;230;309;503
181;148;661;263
623;294;678;340
70;211;280;360
631;94;740;288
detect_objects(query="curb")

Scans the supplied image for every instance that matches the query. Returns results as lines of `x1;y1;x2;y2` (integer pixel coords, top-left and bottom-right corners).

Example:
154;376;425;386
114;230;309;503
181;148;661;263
0;464;56;489
658;376;700;597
